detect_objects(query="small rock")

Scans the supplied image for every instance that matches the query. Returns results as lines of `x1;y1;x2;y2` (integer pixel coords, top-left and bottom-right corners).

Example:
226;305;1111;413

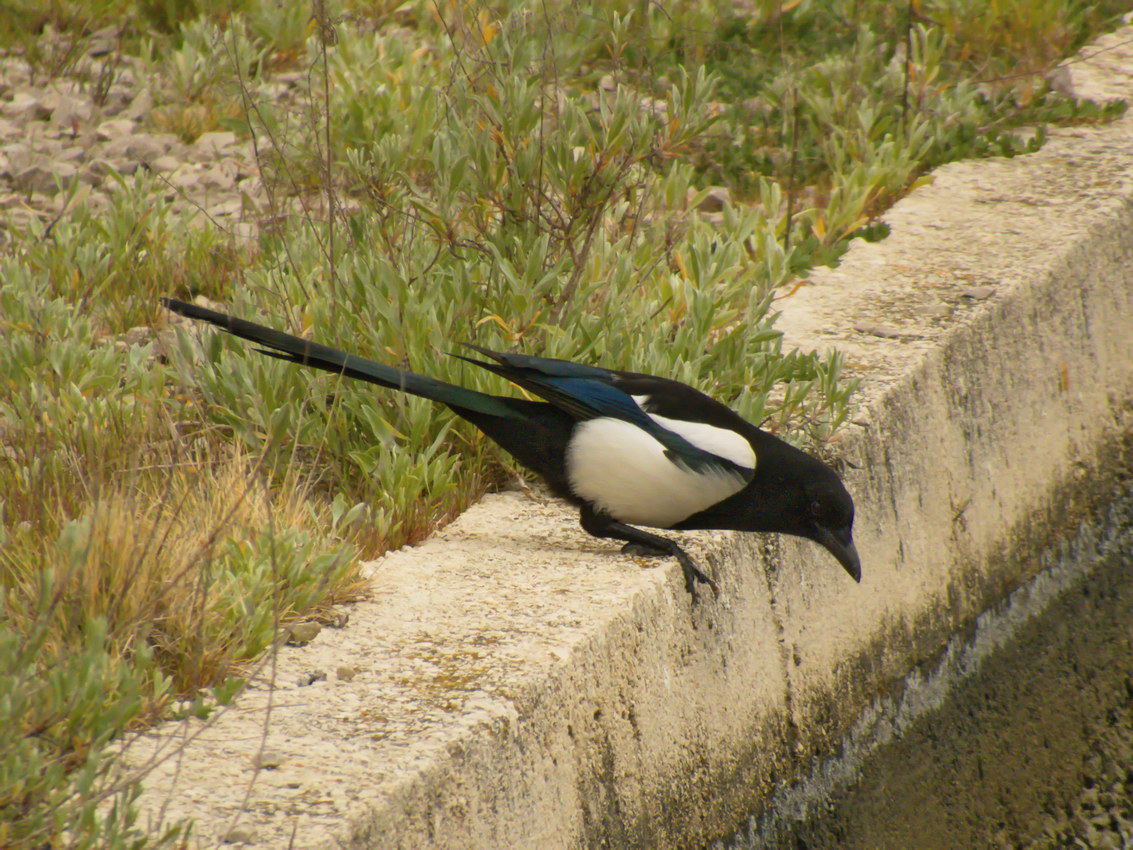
336;666;357;682
916;304;951;320
960;285;996;300
262;81;290;100
300;670;327;686
740;95;771;113
1047;64;1075;98
95;118;137;141
206;198;243;217
149;155;180;172
98;89;135;118
221;826;255;844
196;130;237;152
275;71;305;87
2;208;45;230
31;191;64;212
854;322;908;340
251;749;284;770
114;66;137;88
637;96;668;120
691;185;731;213
78;166;104;186
238;175;264;196
169;166;201;189
286;621;322;645
1082;786;1100;809
3;92;51;122
38;91;62;114
150;325;180;360
123;326;153;346
88;39;118;59
153;133;183;153
234;159;259;181
232;221;258;242
0;141;33;174
101;132;171;162
45;78;84;98
56;145;85;163
71;129;102;154
12;162;76;194
49;94;93;127
85;158;116;178
123;87;154;122
198;165;236;191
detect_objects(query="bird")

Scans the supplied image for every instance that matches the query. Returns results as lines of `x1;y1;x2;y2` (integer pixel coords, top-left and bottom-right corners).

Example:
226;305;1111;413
161;297;860;601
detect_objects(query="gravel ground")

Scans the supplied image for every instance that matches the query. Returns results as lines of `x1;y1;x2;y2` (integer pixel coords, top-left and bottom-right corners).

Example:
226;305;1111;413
1032;684;1133;849
0;30;318;247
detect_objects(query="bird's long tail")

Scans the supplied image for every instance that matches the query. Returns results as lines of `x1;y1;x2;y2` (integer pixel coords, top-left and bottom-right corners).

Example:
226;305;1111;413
161;298;517;419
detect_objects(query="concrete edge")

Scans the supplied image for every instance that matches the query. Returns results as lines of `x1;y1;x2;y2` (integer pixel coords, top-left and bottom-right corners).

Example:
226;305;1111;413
129;26;1133;849
738;442;1133;847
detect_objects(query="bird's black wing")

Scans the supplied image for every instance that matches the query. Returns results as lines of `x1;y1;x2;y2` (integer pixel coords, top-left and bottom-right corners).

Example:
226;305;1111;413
457;345;755;479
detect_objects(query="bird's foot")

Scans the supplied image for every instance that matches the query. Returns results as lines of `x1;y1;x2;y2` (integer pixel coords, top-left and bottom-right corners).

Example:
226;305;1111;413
622;542;717;602
675;551;718;602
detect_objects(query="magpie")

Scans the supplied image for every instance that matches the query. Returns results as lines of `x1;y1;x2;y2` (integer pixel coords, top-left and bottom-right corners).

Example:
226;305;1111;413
161;298;860;600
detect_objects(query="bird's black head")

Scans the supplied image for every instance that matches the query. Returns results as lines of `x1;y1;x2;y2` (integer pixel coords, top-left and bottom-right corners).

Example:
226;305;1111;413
681;431;861;581
796;471;860;582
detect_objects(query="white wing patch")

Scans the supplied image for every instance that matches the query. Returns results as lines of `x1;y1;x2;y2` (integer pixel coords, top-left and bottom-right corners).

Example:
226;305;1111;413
644;412;756;470
631;395;757;470
566;417;753;528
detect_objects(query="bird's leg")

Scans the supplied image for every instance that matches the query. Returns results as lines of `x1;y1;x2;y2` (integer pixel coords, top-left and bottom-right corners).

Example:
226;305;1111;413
579;505;718;601
609;525;718;601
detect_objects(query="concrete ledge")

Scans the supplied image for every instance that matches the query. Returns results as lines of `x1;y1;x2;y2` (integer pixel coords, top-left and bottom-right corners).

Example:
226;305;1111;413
132;29;1133;848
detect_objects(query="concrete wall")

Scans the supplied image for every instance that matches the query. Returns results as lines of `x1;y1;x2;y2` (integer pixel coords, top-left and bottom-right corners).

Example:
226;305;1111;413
132;28;1133;849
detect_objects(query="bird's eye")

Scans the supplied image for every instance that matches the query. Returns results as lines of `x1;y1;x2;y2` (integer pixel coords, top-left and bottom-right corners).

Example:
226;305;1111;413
808;498;824;518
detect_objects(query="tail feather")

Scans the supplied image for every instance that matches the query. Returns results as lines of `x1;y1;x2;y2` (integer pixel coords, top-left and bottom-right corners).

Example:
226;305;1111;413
161;298;518;419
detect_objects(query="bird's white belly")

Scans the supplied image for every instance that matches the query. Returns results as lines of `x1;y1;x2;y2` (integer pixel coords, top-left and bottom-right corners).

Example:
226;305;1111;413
566;417;751;527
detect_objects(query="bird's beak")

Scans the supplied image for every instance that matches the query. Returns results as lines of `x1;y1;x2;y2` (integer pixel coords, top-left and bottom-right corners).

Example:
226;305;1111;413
813;525;861;582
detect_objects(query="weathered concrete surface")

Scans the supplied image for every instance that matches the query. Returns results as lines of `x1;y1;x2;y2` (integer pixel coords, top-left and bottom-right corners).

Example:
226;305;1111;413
735;468;1133;848
130;28;1133;849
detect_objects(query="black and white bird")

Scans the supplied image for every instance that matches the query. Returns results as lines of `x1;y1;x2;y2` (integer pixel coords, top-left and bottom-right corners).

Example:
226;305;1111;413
162;298;860;600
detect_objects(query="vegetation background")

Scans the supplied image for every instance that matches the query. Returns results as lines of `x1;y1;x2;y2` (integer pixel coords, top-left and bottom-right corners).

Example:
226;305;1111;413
0;0;1126;844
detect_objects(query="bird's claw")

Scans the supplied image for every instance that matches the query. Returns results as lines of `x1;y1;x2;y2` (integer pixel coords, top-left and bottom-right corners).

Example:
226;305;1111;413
618;540;716;603
677;553;718;603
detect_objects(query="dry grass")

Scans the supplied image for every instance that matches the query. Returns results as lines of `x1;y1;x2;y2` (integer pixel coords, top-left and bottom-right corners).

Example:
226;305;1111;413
3;432;366;703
